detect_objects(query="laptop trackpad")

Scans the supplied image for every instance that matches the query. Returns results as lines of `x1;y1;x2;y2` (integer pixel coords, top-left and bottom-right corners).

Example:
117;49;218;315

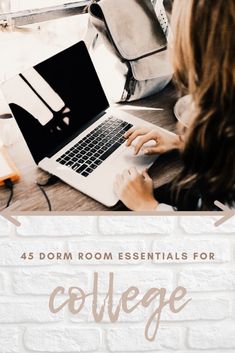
116;145;158;172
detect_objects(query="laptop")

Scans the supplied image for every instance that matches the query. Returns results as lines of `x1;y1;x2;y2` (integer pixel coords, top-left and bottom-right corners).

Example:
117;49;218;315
1;41;158;207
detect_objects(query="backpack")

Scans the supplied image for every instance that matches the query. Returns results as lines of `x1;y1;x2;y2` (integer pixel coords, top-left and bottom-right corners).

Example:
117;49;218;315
85;0;173;103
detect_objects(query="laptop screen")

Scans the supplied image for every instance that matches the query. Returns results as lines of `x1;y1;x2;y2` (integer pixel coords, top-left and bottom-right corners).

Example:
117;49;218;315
1;41;109;164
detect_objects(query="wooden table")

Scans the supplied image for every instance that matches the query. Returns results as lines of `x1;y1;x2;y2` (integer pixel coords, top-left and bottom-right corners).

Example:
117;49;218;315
0;83;182;212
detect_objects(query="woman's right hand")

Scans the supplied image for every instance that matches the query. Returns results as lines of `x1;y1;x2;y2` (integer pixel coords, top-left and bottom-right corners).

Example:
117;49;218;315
124;126;182;155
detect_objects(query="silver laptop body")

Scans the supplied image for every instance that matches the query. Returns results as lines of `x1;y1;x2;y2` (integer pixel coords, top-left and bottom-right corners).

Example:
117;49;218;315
1;41;157;207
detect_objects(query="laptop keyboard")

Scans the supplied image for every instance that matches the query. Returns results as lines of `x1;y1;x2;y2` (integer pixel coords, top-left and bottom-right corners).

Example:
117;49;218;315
56;116;133;177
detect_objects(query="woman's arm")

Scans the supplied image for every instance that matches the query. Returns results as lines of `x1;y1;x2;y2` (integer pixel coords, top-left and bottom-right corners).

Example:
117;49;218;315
114;168;158;211
114;168;175;211
124;126;183;155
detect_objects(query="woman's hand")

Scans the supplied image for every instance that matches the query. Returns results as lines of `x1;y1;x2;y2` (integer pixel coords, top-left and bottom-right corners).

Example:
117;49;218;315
114;167;158;211
124;126;182;155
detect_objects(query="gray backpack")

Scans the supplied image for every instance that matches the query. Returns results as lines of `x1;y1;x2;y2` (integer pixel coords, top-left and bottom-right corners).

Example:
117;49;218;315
86;0;173;103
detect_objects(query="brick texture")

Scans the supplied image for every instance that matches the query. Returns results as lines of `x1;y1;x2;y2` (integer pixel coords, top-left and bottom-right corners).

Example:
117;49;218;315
0;215;234;353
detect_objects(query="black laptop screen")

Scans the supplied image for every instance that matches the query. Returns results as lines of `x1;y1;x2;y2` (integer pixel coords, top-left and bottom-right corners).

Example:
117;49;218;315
2;41;109;164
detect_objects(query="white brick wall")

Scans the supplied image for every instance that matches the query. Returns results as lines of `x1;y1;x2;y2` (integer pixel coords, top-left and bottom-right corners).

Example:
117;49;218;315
24;327;102;352
0;219;11;236
0;215;235;353
107;326;183;351
17;216;97;237
0;300;64;323
188;325;235;349
0;328;21;353
98;216;176;235
12;269;90;294
178;269;235;291
180;216;235;234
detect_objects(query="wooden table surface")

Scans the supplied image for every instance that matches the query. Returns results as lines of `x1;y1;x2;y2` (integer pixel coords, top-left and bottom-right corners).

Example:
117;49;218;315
0;83;182;212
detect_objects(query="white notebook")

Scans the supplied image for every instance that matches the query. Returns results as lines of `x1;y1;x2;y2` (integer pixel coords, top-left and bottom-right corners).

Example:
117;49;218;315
0;150;12;178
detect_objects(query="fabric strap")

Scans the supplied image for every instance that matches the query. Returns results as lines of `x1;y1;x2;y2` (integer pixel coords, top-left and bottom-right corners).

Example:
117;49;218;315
154;0;169;38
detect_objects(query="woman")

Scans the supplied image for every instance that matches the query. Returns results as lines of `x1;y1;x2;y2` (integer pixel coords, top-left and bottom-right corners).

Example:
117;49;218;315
114;0;235;211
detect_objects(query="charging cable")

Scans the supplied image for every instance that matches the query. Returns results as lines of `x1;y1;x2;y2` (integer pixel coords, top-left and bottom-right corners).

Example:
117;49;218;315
36;175;59;211
1;174;58;211
4;178;14;208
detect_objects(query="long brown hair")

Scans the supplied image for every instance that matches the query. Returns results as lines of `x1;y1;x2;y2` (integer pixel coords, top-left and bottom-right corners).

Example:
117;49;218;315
171;0;235;209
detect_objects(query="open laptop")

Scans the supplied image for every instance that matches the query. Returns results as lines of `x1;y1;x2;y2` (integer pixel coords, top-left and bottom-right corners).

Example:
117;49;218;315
1;41;158;207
